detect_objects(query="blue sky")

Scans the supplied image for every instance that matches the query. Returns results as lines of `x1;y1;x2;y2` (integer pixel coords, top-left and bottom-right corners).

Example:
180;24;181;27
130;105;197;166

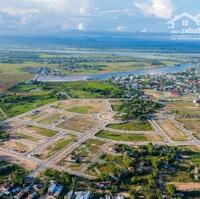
0;0;199;34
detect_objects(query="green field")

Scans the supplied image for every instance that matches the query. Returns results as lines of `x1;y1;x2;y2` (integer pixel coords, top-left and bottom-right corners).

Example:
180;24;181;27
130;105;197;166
27;125;58;137
96;130;148;141
107;121;153;131
15;133;39;142
1;81;123;118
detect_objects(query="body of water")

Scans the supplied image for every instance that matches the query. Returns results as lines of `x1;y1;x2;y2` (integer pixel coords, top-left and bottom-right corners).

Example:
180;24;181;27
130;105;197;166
35;62;194;82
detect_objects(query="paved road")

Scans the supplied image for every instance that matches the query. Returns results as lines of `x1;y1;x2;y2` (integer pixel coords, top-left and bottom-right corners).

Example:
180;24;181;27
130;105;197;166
2;99;200;180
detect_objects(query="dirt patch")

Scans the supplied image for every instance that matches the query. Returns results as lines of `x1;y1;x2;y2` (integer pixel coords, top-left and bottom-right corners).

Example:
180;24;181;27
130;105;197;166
1;140;30;153
174;183;200;191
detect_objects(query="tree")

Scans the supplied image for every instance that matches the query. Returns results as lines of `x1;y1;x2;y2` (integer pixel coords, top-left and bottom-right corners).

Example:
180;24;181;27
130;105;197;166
166;184;176;197
119;98;163;121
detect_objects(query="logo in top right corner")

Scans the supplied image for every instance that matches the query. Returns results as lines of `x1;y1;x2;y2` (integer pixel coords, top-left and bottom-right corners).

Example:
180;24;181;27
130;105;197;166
167;12;200;40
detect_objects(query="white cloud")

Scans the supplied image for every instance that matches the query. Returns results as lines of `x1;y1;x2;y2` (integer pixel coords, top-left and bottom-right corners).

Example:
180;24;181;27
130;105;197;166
134;0;174;19
0;0;91;31
78;22;85;30
115;25;127;32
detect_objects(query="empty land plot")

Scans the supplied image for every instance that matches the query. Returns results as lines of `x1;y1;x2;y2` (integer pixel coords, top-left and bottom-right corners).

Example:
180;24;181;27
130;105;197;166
0;121;23;131
166;101;200;116
19;107;57;121
107;121;154;131
11;132;40;142
96;130;148;142
146;134;164;142
176;119;200;139
36;136;76;159
38;113;70;125
1;140;30;153
157;119;188;141
65;100;105;114
56;115;98;133
24;125;58;137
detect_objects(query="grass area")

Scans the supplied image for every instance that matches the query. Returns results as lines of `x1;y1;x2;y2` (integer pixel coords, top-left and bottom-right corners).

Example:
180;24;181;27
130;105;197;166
96;130;148;141
107;120;154;131
0;112;6;121
0;92;57;118
27;125;57;137
0;81;123;118
15;133;39;142
51;138;75;153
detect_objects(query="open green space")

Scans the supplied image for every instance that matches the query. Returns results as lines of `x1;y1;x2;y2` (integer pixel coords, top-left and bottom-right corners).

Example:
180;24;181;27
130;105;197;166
96;130;148;141
15;133;39;142
0;81;123;118
27;125;57;137
50;137;76;154
107;120;153;131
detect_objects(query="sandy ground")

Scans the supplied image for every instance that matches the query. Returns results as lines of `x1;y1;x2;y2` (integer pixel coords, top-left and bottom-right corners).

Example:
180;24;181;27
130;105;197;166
1;140;31;153
174;183;200;191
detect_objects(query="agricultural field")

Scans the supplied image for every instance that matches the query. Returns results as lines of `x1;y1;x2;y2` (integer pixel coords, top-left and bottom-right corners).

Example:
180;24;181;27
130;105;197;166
56;115;99;133
107;120;154;131
156;119;188;141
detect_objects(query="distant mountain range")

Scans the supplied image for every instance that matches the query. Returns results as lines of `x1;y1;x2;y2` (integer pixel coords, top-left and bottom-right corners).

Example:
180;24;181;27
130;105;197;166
0;31;200;53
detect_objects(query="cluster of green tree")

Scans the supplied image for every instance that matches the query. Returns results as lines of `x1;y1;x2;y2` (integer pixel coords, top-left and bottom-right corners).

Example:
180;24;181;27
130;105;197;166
119;98;163;120
0;161;27;185
98;144;183;199
43;168;73;188
0;130;9;141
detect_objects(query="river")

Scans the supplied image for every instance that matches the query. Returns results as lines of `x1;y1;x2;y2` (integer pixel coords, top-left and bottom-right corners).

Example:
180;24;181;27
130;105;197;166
35;62;195;82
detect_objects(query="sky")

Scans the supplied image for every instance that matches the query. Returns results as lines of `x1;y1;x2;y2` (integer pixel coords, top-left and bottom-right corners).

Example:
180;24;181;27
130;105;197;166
0;0;199;34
